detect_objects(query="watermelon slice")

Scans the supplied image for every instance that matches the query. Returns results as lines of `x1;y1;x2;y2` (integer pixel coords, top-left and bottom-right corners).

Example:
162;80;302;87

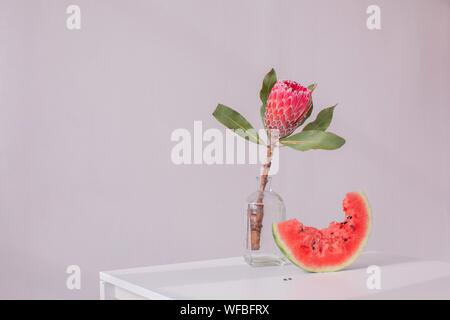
272;192;372;272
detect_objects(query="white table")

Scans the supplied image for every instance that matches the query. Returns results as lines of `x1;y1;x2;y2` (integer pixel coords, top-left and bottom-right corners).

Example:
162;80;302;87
99;252;450;300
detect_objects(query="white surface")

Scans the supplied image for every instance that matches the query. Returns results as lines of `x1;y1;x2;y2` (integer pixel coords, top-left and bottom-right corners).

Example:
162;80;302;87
99;252;450;300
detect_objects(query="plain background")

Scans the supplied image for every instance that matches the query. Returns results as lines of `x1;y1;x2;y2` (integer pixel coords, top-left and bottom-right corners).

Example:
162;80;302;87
1;0;449;299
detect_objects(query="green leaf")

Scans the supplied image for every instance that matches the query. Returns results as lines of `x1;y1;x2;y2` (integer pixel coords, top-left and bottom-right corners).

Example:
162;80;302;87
303;104;337;132
260;103;267;125
259;68;277;124
280;130;345;151
213;104;261;144
260;68;277;105
307;83;317;92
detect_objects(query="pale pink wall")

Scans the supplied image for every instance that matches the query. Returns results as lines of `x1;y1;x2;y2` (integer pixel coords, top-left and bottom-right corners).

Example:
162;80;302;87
0;0;449;298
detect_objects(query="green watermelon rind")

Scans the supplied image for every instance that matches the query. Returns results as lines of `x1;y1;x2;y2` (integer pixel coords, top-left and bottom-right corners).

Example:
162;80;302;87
272;191;372;273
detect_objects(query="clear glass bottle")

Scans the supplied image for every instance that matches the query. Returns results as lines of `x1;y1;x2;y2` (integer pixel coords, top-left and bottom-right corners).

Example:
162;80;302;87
244;176;287;267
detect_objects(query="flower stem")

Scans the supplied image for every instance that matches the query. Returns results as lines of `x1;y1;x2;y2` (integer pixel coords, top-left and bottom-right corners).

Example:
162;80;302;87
249;130;274;250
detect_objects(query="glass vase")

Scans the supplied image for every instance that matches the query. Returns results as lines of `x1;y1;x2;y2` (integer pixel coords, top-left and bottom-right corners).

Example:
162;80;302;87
244;176;287;267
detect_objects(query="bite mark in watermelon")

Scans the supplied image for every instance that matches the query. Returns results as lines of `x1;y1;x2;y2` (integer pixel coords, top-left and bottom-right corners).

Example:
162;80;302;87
272;192;372;272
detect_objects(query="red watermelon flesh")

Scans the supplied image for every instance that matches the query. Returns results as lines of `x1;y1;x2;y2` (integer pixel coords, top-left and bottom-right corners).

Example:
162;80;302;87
272;192;372;272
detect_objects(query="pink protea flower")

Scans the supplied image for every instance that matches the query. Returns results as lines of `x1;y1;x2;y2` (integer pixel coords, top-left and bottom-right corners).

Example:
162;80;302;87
264;80;312;138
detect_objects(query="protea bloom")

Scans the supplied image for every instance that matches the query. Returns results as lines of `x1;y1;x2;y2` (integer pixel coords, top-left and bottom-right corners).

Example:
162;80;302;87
264;80;312;138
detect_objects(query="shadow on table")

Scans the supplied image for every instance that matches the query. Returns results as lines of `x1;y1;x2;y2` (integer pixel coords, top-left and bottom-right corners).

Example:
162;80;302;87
347;251;419;271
